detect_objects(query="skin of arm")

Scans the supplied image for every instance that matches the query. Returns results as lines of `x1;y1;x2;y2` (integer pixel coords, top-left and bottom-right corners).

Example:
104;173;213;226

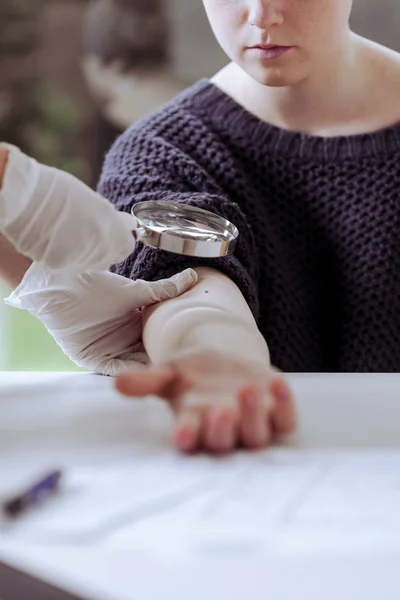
0;233;32;289
143;266;271;367
122;266;294;454
0;147;32;289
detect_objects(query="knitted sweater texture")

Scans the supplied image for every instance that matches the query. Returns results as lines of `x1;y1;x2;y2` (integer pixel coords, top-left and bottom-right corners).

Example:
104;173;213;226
98;79;400;372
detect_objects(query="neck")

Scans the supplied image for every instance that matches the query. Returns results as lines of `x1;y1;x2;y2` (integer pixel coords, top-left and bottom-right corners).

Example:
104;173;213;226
231;33;372;136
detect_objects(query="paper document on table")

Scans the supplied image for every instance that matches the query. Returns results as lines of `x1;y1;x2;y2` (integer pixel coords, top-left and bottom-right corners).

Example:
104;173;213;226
102;450;400;557
6;449;400;552
3;455;214;542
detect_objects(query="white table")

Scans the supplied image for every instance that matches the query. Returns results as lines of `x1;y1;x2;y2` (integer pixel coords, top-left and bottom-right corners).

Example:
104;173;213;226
1;372;400;600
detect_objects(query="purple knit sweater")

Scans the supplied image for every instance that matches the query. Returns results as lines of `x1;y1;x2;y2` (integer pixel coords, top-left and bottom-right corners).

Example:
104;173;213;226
98;79;400;373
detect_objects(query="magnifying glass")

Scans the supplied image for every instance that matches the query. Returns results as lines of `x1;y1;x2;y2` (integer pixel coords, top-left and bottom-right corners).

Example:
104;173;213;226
131;201;239;258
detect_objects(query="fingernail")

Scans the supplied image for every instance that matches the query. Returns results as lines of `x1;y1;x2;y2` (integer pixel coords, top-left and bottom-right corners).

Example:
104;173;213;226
177;436;193;452
243;386;260;408
213;411;231;429
175;428;195;451
273;380;292;402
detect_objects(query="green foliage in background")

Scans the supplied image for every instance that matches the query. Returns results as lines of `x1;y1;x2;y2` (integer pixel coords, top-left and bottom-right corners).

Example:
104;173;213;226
0;0;45;21
30;83;89;181
0;0;89;371
1;283;84;372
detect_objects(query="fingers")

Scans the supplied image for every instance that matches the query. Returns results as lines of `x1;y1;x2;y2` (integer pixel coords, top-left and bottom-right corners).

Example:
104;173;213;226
172;391;269;454
238;385;271;448
173;408;202;453
269;378;297;434
172;388;271;454
116;366;177;398
173;400;238;454
171;378;296;454
203;405;238;453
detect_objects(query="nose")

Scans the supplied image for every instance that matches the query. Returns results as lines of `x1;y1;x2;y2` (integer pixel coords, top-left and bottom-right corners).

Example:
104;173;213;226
247;0;284;29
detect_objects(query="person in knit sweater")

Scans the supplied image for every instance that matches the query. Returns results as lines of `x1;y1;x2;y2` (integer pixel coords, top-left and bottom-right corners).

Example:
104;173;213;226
100;0;400;452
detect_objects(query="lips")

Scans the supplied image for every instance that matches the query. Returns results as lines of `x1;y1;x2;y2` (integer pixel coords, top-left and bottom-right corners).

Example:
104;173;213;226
252;44;289;50
248;45;293;60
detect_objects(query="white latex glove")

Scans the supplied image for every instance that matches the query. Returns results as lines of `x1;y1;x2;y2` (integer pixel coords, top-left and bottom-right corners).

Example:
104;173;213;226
0;143;137;273
5;263;198;376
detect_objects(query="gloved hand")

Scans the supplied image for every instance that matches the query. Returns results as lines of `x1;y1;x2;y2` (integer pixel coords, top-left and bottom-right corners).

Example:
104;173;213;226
5;263;198;376
0;143;137;273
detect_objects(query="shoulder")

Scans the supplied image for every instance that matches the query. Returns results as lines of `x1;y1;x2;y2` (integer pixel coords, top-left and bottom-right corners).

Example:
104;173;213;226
120;79;219;141
358;36;400;121
362;37;400;77
103;80;221;161
101;78;238;179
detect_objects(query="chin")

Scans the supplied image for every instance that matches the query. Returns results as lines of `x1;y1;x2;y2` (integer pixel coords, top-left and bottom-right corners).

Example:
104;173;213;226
246;63;308;88
258;72;292;87
259;69;302;87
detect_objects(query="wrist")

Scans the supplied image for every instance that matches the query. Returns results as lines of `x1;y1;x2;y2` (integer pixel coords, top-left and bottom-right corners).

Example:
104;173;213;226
145;306;270;367
0;232;32;289
0;147;9;190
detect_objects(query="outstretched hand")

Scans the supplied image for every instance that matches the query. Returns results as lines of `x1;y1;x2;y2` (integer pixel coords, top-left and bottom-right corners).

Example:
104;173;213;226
116;350;296;453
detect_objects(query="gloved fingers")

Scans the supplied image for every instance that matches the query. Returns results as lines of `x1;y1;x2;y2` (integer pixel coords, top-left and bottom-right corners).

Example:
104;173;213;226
66;334;150;376
134;268;199;307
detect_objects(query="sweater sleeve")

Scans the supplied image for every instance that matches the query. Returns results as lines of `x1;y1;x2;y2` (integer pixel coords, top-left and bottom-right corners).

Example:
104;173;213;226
97;122;260;320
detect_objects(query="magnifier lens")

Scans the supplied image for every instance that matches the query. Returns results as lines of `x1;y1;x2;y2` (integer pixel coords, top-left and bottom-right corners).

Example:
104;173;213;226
132;201;238;258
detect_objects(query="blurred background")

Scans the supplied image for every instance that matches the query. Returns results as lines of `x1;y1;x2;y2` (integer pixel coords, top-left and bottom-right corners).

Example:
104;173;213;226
0;0;399;371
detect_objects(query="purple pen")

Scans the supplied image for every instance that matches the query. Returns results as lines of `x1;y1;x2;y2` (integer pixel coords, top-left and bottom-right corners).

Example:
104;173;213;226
2;470;62;519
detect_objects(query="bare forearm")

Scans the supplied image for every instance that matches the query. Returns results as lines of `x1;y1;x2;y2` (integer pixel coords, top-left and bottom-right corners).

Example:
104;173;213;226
0;148;32;288
0;147;8;183
143;267;270;366
0;233;32;289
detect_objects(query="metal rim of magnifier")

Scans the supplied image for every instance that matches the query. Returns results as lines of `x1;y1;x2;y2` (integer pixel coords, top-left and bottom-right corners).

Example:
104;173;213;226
131;200;239;258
